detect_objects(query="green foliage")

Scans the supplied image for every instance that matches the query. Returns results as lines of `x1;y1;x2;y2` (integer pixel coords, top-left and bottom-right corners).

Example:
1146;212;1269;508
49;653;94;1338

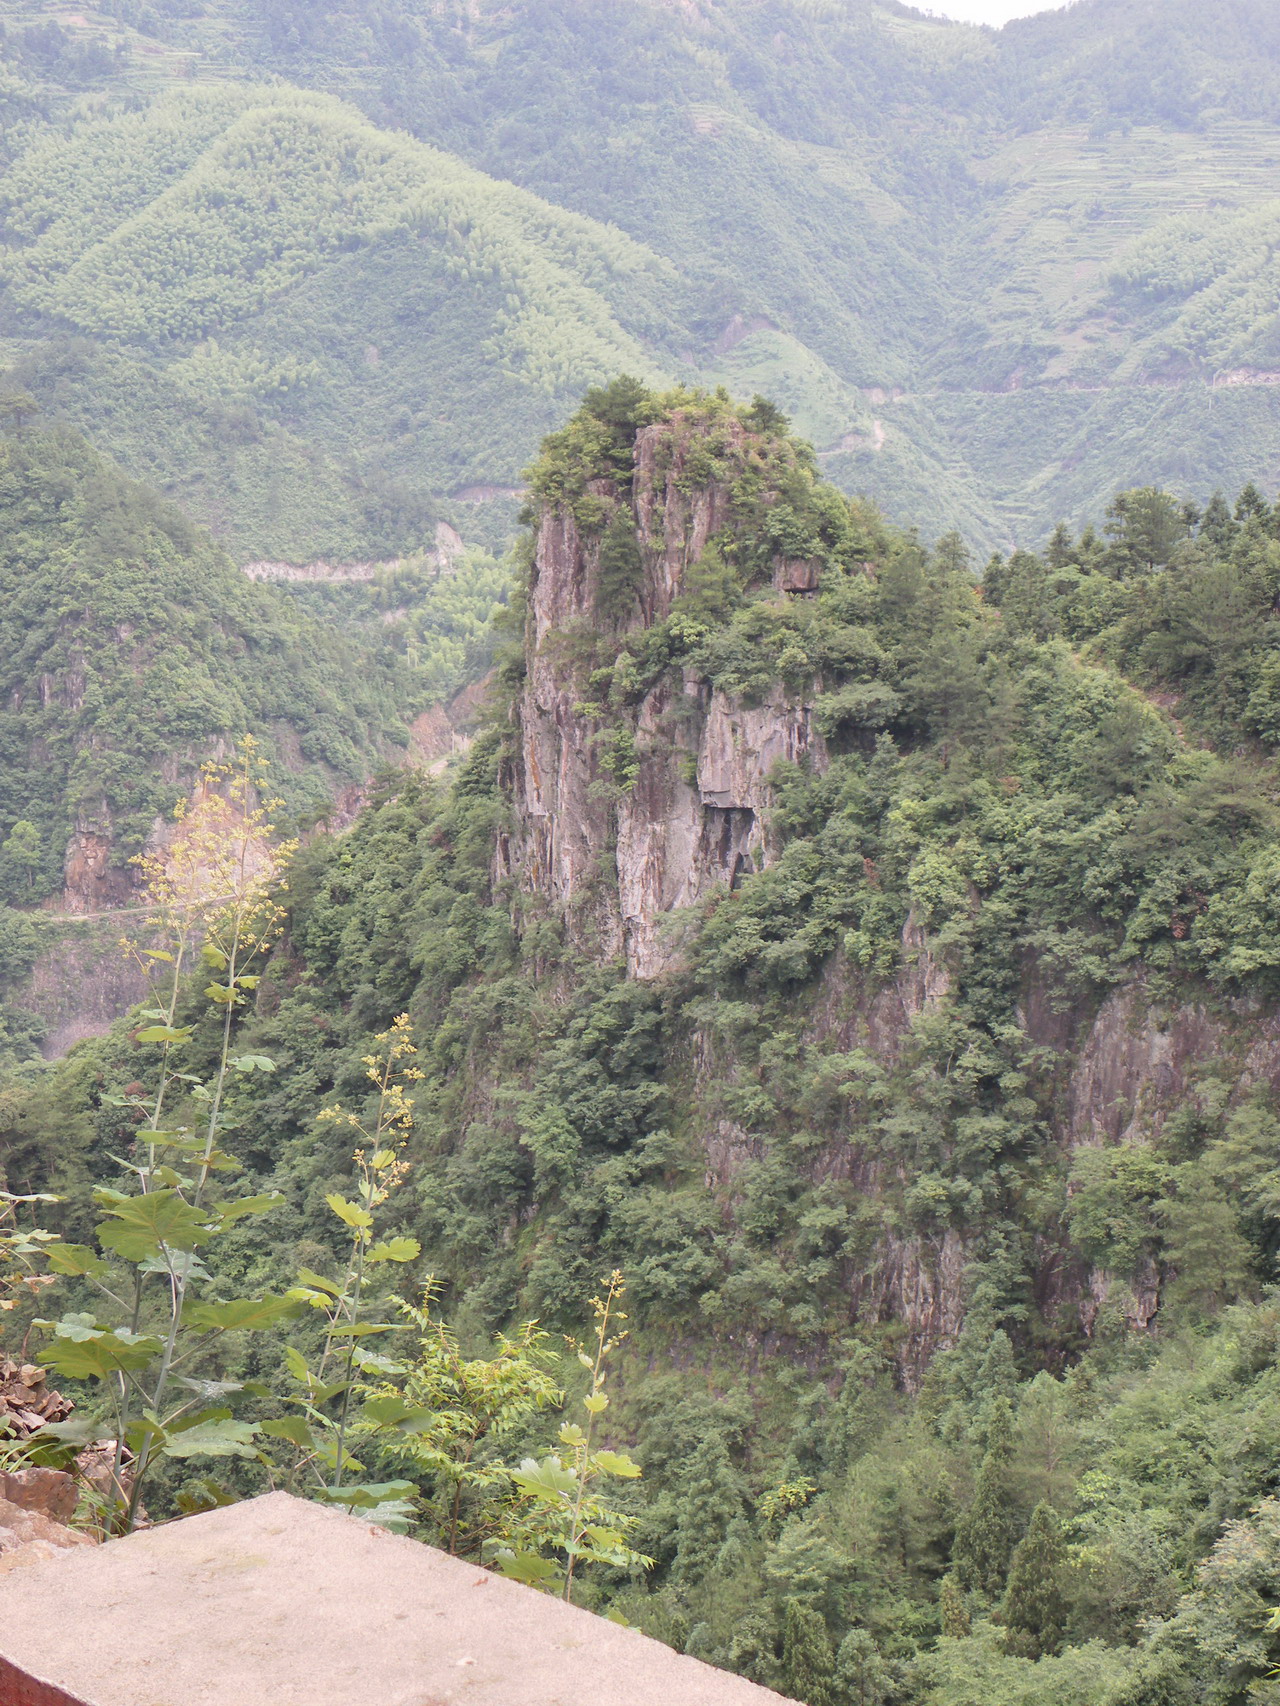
496;1272;652;1599
356;1292;561;1556
782;1599;836;1706
1003;1503;1066;1661
12;379;1280;1702
24;748;298;1526
0;422;421;892
954;1399;1021;1598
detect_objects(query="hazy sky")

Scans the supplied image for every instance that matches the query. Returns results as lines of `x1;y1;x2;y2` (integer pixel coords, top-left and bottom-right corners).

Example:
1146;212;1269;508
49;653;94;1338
927;0;1076;23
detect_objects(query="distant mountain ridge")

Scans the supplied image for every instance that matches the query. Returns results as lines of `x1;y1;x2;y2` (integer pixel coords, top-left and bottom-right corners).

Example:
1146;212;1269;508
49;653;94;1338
2;0;1280;554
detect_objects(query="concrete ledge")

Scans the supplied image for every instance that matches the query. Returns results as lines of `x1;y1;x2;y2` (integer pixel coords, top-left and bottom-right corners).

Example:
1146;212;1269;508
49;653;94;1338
0;1491;794;1706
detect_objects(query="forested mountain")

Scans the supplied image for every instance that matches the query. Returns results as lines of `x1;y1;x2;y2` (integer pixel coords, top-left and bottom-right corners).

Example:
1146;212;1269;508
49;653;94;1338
8;384;1280;1702
2;0;1280;556
4;4;1280;1701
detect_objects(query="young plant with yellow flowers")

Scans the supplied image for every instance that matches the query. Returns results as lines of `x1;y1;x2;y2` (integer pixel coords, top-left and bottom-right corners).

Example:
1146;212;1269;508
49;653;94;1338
31;738;300;1529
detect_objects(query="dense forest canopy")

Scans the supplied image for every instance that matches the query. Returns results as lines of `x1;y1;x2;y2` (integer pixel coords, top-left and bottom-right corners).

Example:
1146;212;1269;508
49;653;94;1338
3;383;1280;1702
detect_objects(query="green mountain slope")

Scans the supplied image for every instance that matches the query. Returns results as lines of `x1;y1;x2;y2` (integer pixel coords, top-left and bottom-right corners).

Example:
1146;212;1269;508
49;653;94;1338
0;416;517;918
10;0;1280;559
0;80;679;560
9;389;1280;1701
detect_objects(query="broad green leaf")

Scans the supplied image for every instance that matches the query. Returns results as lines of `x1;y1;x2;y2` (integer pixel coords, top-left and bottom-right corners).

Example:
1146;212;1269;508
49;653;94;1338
284;1346;310;1383
260;1417;315;1449
366;1237;421;1265
182;1295;300;1331
141;950;174;963
359;1500;416;1532
325;1193;373;1230
230;1053;275;1073
40;1329;162;1381
35;1311;97;1340
214;1193;285;1226
134;1025;192;1044
320;1480;416;1509
558;1423;587;1447
295;1268;341;1296
161;1419;259;1460
28;1417;98;1446
512;1455;577;1500
201;944;228;971
592;1450;642;1479
351;1349;407;1377
583;1392;608;1414
42;1242;107;1279
177;1377;244;1402
362;1396;436;1433
205;983;237;1005
138;1251;212;1282
497;1551;561;1587
289;1285;339;1310
95;1190;215;1261
324;1321;396;1338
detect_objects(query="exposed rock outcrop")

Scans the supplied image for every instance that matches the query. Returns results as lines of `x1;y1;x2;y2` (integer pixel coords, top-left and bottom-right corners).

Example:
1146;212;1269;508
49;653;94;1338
506;413;827;978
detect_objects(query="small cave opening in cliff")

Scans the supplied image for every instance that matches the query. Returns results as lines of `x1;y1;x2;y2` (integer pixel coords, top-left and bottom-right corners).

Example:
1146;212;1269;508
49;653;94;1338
703;805;756;889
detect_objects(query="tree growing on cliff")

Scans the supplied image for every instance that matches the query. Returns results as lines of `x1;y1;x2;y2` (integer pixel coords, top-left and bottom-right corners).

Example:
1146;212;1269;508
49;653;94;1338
953;1396;1022;1596
672;1430;746;1585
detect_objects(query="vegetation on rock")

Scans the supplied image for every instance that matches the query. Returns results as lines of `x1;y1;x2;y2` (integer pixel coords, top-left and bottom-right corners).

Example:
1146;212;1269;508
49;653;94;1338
2;384;1280;1700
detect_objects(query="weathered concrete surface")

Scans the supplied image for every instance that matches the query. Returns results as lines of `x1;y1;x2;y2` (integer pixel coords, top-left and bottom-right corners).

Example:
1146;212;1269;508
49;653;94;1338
0;1491;795;1706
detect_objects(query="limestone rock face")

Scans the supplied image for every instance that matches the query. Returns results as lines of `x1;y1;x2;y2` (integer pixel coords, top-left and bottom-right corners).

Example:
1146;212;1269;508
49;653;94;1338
506;416;827;977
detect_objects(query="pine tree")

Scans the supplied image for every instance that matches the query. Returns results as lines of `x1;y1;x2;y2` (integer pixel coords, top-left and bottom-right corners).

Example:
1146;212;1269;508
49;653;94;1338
952;1395;1021;1596
673;1432;745;1585
1045;521;1075;568
973;1329;1019;1422
939;1573;971;1639
1235;482;1269;524
834;1628;892;1706
1002;1500;1066;1659
1201;490;1238;553
782;1600;835;1706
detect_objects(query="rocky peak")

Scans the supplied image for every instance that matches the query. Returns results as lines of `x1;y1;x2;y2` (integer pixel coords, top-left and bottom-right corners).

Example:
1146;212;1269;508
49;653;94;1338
505;397;829;978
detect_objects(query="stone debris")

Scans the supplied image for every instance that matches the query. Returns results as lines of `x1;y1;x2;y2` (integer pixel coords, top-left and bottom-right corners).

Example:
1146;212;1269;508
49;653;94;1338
73;1439;135;1510
0;1360;73;1436
0;1468;76;1524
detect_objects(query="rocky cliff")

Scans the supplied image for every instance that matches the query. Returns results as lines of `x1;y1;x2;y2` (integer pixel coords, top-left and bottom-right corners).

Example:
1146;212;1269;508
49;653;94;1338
504;412;828;978
485;389;1280;1386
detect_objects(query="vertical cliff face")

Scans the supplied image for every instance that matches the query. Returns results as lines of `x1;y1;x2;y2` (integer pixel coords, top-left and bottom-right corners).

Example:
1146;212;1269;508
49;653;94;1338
507;412;827;977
